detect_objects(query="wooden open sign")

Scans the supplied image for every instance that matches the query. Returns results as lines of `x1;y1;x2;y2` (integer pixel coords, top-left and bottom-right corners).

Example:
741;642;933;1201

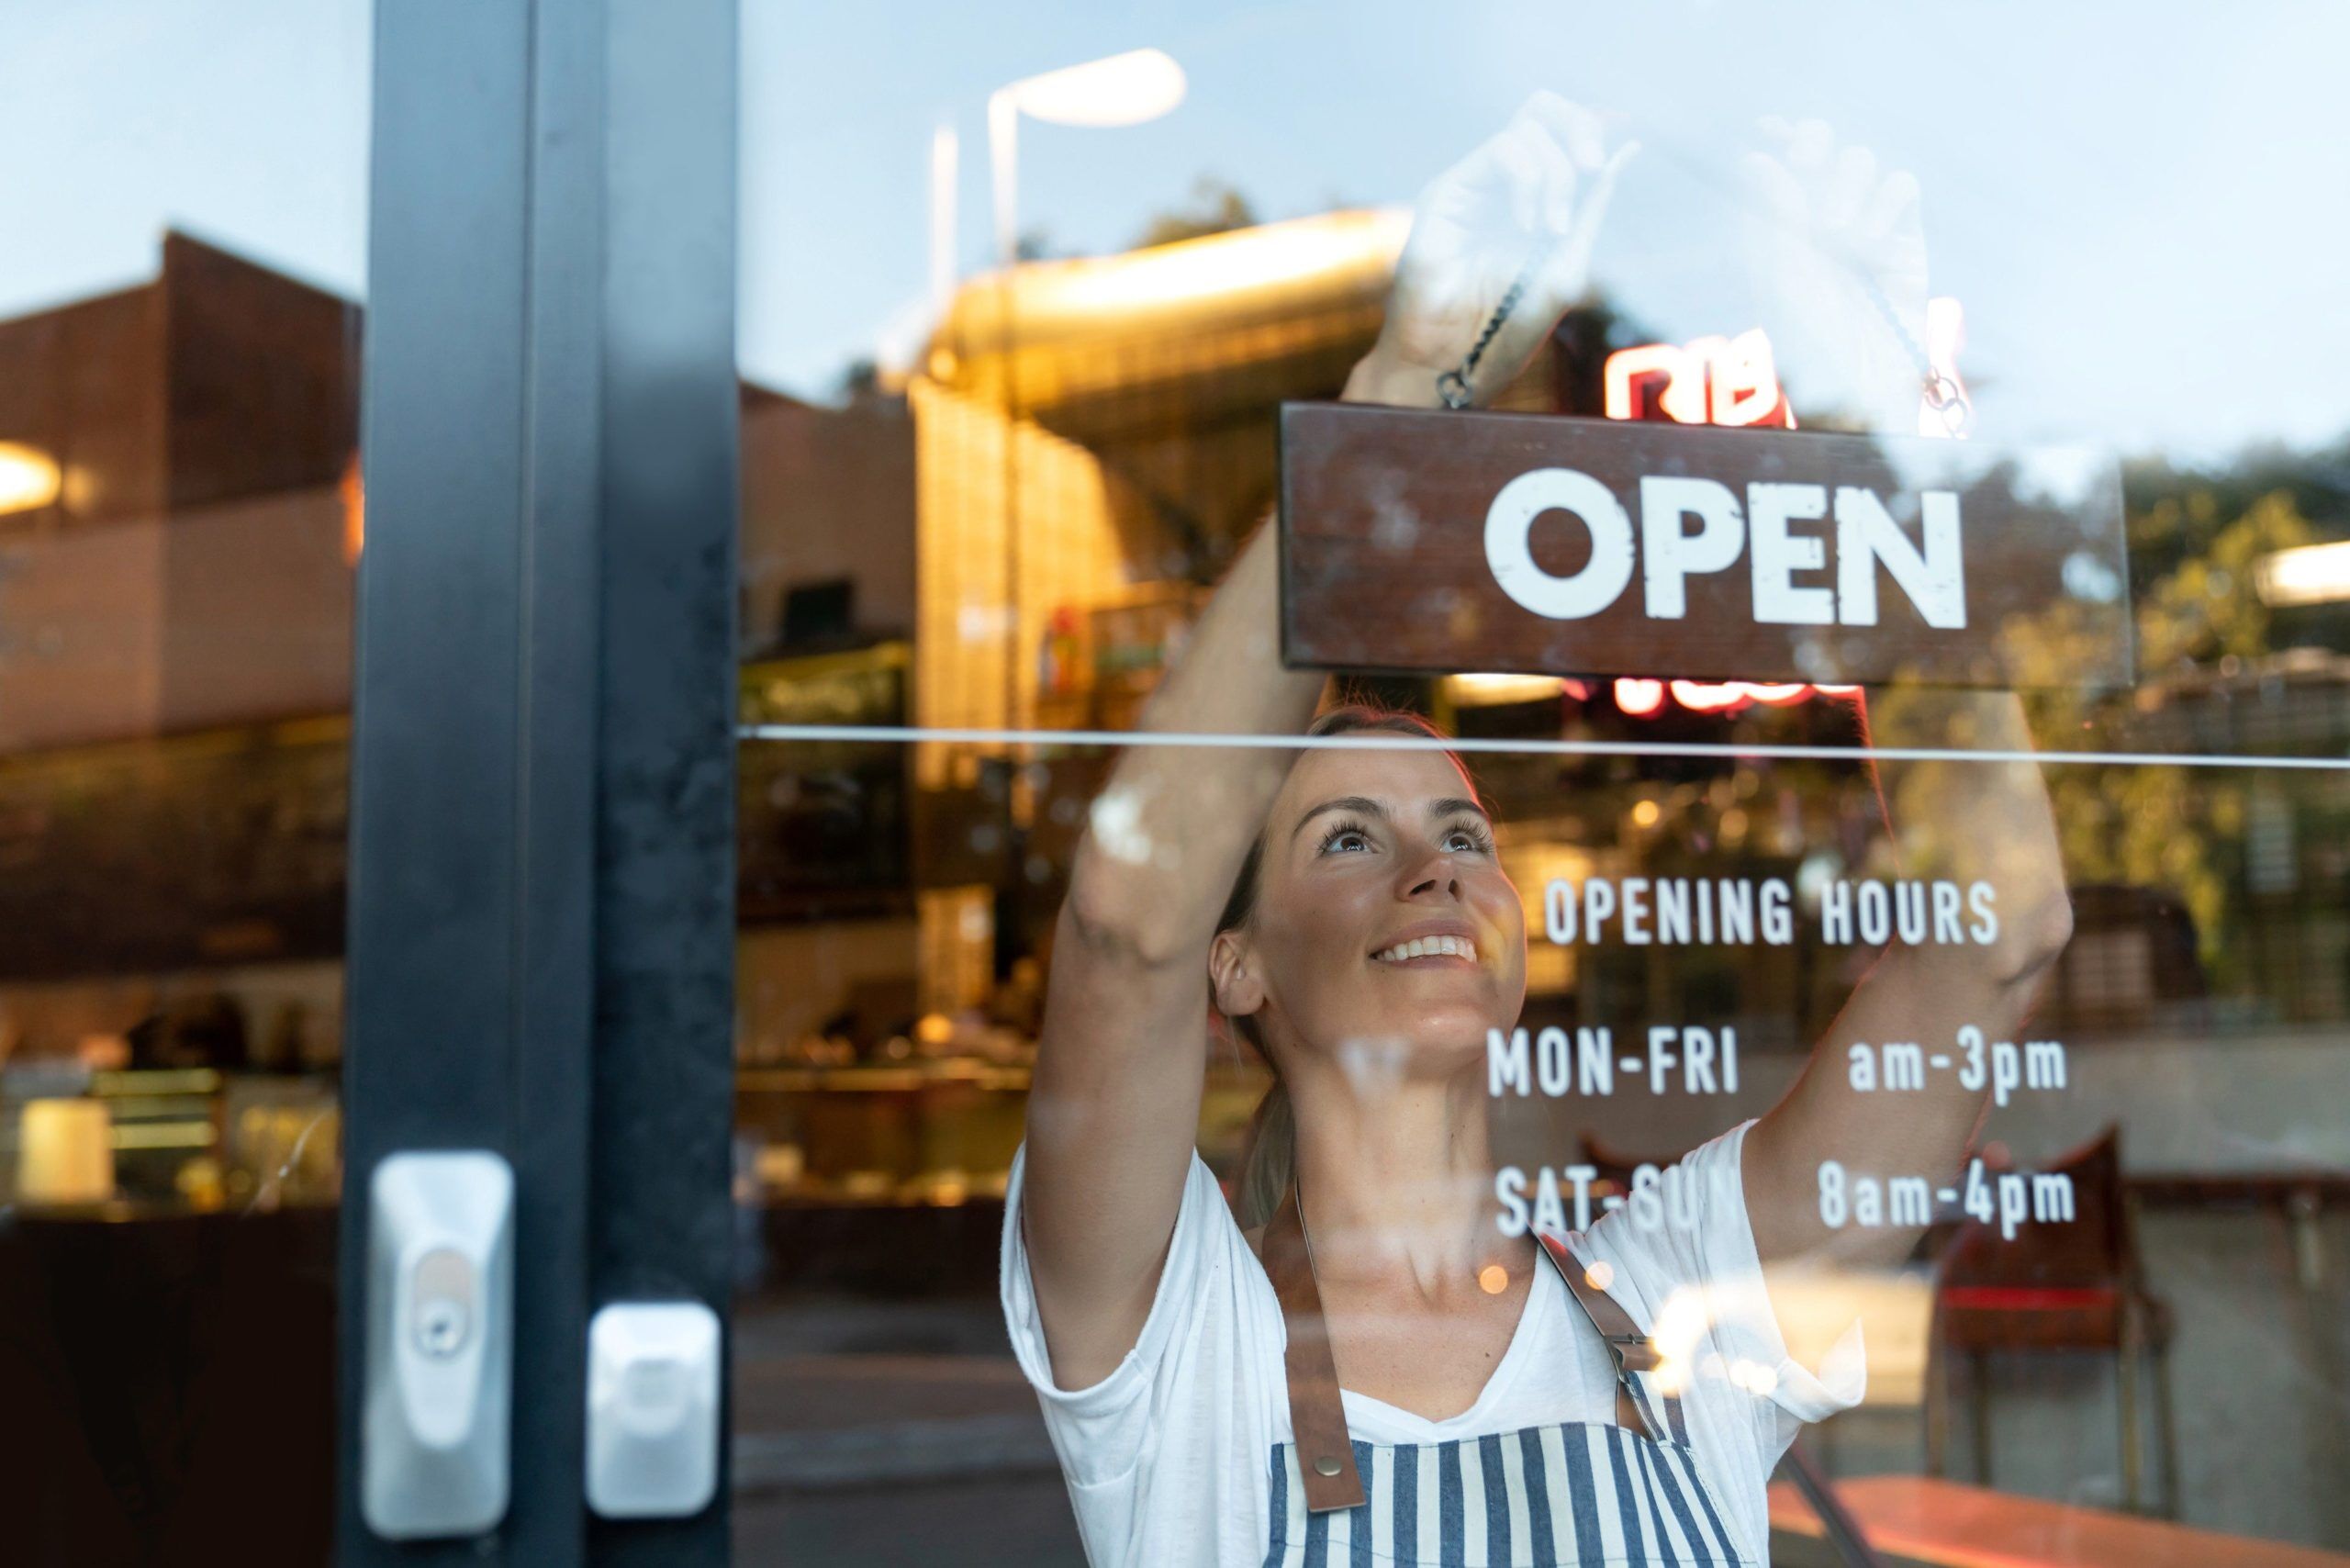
1278;403;2132;690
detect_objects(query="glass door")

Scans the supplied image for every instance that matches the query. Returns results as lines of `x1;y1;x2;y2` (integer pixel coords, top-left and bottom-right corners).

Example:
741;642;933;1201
337;3;739;1563
13;6;751;1562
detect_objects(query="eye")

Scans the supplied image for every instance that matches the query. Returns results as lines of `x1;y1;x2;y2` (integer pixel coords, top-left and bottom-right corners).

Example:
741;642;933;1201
1315;817;1374;855
1443;818;1495;854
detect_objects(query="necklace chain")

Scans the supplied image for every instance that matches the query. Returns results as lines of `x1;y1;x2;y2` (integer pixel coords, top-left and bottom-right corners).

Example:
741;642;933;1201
1853;269;1971;435
1438;242;1551;409
1434;240;1970;436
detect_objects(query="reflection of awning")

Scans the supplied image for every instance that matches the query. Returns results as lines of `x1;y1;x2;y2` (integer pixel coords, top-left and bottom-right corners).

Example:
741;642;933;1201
923;209;1407;438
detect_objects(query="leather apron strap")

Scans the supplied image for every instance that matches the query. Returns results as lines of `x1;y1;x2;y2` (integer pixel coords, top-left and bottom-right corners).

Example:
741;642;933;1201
1262;1183;1365;1511
1535;1231;1669;1444
1264;1191;1675;1515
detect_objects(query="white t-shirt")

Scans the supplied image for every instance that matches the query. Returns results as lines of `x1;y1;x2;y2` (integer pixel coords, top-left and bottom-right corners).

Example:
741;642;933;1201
1000;1119;1865;1567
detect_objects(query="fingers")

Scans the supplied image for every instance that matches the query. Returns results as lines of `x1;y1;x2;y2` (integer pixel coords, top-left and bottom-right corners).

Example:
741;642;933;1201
1759;115;1833;162
1753;115;1913;241
1432;116;1561;237
1489;129;1544;233
1859;168;1921;241
1541;138;1637;301
1404;90;1633;332
1504;113;1580;235
1420;130;1513;230
1513;92;1642;243
1825;144;1877;234
1786;118;1835;174
1585;140;1639;228
1517;90;1607;173
1449;93;1631;242
1738;148;1807;227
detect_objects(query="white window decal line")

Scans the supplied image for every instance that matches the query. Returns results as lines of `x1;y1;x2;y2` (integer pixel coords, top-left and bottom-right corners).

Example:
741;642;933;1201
737;722;2350;774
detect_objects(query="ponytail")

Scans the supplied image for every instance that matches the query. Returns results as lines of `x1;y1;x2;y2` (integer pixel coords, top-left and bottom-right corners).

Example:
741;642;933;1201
1234;1076;1295;1232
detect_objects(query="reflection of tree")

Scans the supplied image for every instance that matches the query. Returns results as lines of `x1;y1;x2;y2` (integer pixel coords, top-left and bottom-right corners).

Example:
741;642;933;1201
2018;486;2320;990
1131;177;1259;250
2135;490;2316;669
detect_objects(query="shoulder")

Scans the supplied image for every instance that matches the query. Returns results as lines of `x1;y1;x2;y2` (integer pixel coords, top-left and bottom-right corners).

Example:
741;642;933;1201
1572;1122;1759;1325
1579;1120;1864;1434
1001;1141;1287;1550
1001;1143;1282;1407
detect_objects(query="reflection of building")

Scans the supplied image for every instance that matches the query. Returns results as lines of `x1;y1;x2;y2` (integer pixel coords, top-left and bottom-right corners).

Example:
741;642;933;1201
0;233;925;1208
911;208;1404;712
900;212;1404;1008
0;233;357;754
743;213;1419;1208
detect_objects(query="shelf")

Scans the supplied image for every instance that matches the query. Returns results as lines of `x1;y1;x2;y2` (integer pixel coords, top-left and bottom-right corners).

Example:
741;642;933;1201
736;1062;1033;1094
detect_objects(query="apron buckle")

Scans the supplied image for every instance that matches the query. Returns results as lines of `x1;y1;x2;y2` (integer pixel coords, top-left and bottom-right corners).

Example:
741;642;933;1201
1606;1331;1663;1372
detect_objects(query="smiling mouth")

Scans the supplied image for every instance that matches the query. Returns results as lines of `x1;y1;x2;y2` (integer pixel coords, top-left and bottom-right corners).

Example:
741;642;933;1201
1370;935;1479;966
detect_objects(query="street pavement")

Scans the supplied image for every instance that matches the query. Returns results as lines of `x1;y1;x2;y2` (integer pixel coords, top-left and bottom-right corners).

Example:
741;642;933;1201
729;1294;1086;1565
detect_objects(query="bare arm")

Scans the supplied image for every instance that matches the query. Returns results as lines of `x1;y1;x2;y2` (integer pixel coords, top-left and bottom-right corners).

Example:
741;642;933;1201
1020;519;1328;1388
1738;120;2073;1264
1020;93;1633;1389
1744;687;2072;1265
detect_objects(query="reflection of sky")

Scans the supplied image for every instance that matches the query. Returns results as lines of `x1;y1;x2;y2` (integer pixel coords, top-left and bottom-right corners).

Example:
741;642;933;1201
9;1;2349;461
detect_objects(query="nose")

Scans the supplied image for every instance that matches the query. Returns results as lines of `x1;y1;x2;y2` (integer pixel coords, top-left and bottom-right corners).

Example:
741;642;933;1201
1399;843;1464;901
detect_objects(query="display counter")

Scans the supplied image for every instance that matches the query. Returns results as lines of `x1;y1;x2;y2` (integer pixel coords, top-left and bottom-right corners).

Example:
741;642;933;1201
0;1065;340;1217
733;1048;1269;1215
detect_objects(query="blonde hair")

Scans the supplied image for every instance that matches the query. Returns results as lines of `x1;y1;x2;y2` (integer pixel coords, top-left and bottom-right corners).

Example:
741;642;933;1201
1219;702;1481;1229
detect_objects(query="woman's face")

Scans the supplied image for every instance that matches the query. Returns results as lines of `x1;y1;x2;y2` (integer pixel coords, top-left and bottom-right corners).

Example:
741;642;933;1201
1214;745;1528;1082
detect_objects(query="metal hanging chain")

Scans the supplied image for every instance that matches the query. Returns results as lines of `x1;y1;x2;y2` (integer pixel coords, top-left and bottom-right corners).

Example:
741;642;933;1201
1854;268;1971;436
1434;232;1966;432
1438;241;1554;410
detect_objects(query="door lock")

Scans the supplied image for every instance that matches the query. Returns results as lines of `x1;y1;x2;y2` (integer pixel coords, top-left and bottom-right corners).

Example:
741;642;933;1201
411;1246;476;1358
587;1300;722;1518
362;1151;514;1540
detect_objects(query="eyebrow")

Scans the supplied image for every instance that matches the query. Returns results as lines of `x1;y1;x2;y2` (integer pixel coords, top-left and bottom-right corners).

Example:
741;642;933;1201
1290;794;1491;844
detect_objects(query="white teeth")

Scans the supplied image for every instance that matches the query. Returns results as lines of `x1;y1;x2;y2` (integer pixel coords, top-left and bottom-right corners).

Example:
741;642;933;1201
1372;935;1476;964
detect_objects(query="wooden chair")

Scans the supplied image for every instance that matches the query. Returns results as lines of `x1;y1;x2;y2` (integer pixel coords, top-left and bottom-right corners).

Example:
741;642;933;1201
1925;1126;2178;1517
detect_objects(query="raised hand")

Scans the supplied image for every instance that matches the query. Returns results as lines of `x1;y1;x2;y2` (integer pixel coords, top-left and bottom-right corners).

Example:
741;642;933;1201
1347;92;1636;409
1739;118;1936;430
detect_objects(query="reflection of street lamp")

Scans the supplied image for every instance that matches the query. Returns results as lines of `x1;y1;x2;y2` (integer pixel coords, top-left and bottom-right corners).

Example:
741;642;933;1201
988;49;1186;268
974;48;1183;1002
924;50;1188;321
981;47;1184;727
982;50;1184;723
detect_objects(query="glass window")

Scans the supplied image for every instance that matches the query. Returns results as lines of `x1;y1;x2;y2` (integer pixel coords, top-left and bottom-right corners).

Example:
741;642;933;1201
1;8;368;1558
733;6;2350;1564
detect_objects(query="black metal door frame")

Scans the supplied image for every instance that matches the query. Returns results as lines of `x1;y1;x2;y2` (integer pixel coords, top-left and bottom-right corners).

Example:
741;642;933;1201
338;1;738;1561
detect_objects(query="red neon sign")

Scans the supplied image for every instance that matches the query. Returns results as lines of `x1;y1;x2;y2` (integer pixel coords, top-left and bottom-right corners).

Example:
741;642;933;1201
1592;324;1914;717
1603;676;1858;718
1603;328;1796;429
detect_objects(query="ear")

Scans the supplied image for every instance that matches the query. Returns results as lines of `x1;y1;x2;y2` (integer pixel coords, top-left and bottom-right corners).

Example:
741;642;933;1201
1208;927;1266;1021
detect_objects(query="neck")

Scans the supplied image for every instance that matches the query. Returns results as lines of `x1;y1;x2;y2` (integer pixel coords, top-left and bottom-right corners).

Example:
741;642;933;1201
1283;1051;1525;1296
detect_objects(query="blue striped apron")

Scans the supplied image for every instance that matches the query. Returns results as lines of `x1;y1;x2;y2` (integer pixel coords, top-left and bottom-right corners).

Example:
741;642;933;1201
1262;1421;1747;1567
1260;1193;1751;1567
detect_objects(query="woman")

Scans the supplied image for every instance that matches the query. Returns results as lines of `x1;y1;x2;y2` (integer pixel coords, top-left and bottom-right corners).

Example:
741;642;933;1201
1002;94;2072;1566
